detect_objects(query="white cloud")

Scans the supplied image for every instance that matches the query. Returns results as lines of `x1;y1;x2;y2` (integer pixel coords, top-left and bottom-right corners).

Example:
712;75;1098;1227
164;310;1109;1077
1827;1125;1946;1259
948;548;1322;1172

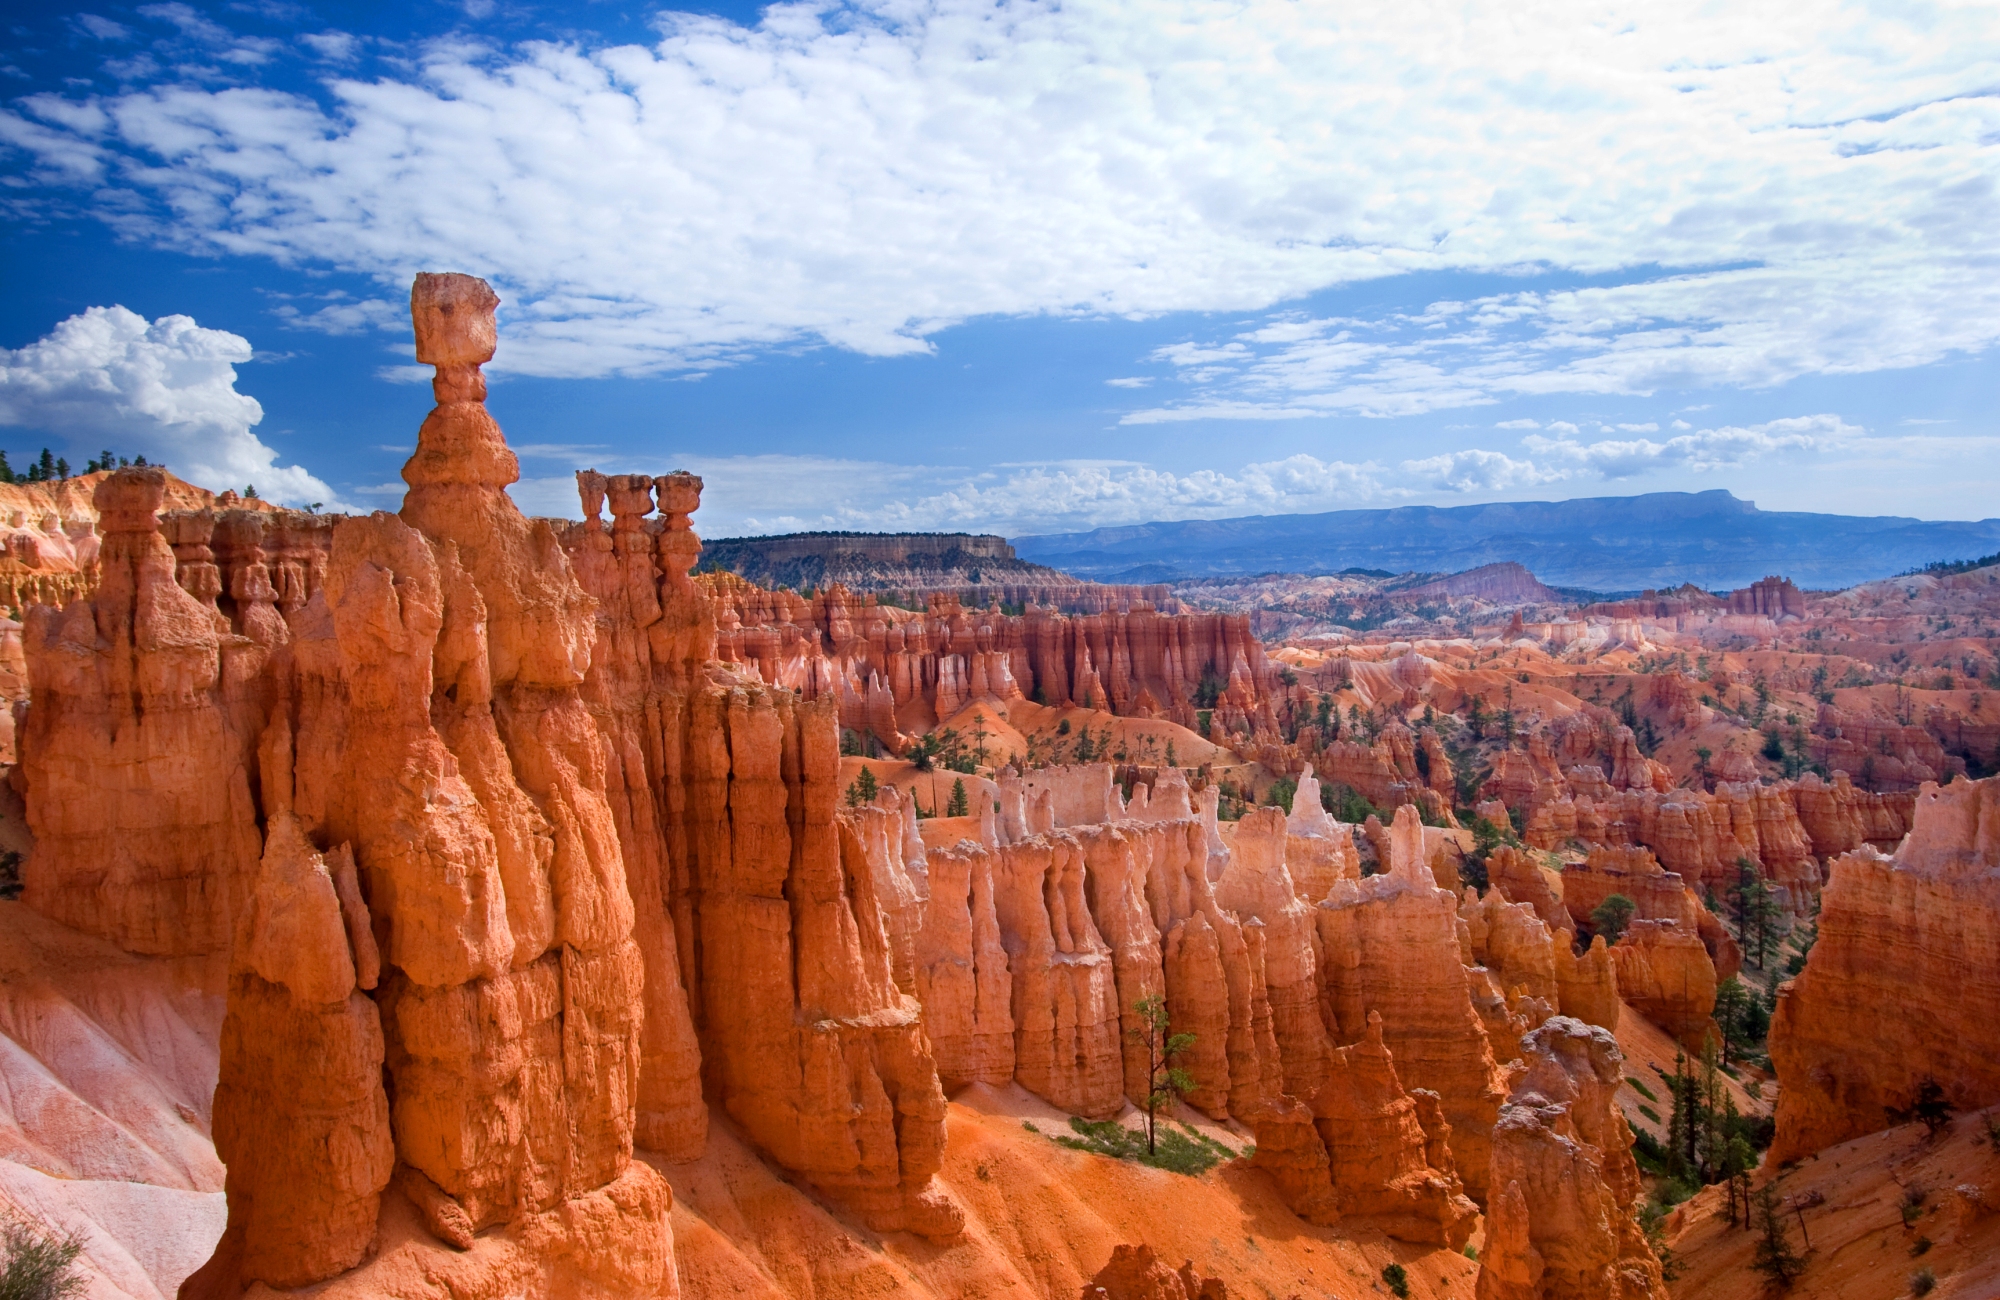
0;0;1991;393
1495;418;1540;429
490;409;1876;532
0;306;344;507
1401;449;1566;494
508;451;1394;535
1521;414;1856;476
299;32;360;62
269;293;401;335
74;15;131;41
1104;376;1152;388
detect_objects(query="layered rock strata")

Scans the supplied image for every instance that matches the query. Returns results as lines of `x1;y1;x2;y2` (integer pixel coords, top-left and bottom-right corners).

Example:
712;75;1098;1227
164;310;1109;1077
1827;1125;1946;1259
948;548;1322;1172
1769;773;2000;1162
705;575;1284;752
1476;1017;1669;1300
1316;806;1507;1203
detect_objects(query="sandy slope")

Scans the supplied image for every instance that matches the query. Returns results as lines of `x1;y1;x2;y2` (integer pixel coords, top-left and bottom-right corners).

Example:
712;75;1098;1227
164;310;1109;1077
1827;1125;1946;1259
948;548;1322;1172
663;1081;1482;1299
1667;1107;2000;1300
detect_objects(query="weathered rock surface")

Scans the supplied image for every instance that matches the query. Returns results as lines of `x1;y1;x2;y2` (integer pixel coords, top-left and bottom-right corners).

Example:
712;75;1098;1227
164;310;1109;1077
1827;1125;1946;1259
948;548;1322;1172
1607;921;1716;1053
1253;1011;1477;1246
1316;806;1506;1203
1081;1243;1227;1300
1477;1017;1668;1300
187;814;392;1292
21;468;264;956
1770;773;2000;1163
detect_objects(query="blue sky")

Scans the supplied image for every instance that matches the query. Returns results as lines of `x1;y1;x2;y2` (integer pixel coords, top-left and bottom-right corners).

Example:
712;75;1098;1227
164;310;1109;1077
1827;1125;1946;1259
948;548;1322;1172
2;0;1998;538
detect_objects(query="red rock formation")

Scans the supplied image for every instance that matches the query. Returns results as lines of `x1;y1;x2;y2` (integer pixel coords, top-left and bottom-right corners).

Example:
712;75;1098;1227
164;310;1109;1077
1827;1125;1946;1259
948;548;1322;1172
918;836;1016;1090
1487;846;1575;938
197;813;392;1289
1608;921;1716;1052
989;832;1126;1118
0;472;268;621
21;468;265;956
1561;847;1739;981
1317;806;1507;1203
1476;1017;1668;1300
1305;1013;1478;1246
705;577;1284;752
1769;774;2000;1163
1553;937;1619;1033
162;272;683;1294
1216;808;1328;1097
1081;1244;1227;1300
1074;822;1169;1104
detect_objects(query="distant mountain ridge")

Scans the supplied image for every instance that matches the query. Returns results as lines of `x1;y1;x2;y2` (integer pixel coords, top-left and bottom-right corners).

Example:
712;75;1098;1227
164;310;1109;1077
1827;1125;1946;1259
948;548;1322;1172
1010;490;2000;591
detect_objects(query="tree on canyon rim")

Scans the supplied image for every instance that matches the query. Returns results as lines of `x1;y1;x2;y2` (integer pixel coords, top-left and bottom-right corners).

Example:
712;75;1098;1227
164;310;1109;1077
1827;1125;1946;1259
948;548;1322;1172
1131;996;1196;1156
1590;893;1637;945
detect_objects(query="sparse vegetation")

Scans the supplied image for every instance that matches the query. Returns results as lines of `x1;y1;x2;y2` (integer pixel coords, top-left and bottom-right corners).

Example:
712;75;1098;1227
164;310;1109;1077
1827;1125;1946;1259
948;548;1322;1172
1589;893;1636;945
1380;1262;1409;1298
1049;1115;1237;1176
1131;995;1196;1156
1751;1183;1805;1286
0;1212;87;1300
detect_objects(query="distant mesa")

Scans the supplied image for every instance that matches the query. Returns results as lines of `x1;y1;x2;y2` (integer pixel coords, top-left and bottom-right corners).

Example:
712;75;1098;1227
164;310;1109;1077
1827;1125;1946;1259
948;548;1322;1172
1012;489;2000;591
697;528;1173;613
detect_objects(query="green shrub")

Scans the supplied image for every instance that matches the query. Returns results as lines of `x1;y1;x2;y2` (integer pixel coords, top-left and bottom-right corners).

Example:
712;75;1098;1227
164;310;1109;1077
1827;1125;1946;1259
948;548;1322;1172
1381;1263;1409;1298
1911;1267;1936;1296
1626;1075;1658;1103
1910;1236;1932;1257
1638;1104;1661;1125
1049;1116;1236;1176
0;1213;86;1300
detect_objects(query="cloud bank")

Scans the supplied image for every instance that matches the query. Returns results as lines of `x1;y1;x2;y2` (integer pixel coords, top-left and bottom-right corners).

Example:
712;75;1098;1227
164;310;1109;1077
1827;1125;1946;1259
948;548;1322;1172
0;307;342;507
502;414;1857;535
1;0;1996;397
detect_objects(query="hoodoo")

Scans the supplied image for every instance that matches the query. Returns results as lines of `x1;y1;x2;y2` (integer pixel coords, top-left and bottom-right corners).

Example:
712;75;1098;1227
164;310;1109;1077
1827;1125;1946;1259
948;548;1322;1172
22;269;1995;1300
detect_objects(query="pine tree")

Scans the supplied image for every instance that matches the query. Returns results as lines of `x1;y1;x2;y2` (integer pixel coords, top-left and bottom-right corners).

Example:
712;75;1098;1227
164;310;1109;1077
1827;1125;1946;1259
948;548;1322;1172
1751;1183;1805;1285
1698;1033;1727;1181
1722;1136;1757;1228
946;778;969;818
1714;977;1749;1064
1665;1049;1691;1179
0;451;14;484
1590;893;1637;945
1130;995;1195;1156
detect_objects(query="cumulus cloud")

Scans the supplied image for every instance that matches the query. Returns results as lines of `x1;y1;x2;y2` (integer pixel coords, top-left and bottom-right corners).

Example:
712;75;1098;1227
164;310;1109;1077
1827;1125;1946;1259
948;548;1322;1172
0;0;1994;390
1522;414;1858;476
506;451;1392;535
0;306;343;507
1400;449;1565;494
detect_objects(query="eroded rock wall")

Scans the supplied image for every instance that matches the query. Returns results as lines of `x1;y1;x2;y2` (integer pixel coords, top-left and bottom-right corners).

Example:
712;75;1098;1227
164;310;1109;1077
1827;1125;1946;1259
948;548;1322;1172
1770;773;2000;1163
